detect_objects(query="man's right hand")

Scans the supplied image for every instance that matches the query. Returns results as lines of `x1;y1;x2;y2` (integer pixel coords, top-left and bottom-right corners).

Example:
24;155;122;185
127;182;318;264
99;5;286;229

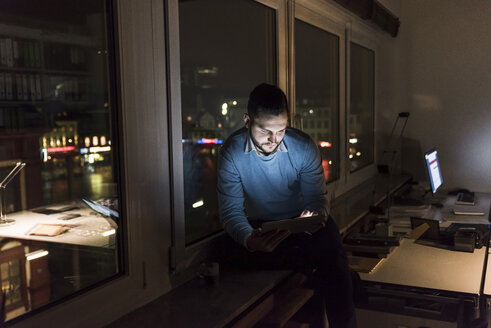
246;228;291;252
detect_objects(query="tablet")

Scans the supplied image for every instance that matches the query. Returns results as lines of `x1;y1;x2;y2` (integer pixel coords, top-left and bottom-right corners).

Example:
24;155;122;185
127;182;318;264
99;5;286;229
261;214;327;234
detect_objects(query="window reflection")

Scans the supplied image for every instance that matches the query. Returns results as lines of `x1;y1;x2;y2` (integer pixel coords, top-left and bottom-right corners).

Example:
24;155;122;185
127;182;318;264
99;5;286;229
295;19;339;183
0;0;120;322
349;42;375;172
179;0;276;244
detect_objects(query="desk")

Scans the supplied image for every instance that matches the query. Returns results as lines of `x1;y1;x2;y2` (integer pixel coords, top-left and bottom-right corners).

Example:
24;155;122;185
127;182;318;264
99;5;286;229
0;202;118;321
482;253;491;296
361;238;486;295
480;222;491;317
0;203;117;248
355;192;491;327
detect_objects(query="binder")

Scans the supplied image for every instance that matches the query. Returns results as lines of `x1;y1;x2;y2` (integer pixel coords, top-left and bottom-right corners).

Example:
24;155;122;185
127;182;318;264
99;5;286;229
29;74;36;100
27;41;35;68
16;39;25;67
33;41;41;68
12;40;19;66
5;38;13;67
35;74;42;100
16;74;23;100
23;41;31;68
0;107;4;127
0;73;5;100
0;38;6;66
22;74;29;101
5;73;13;100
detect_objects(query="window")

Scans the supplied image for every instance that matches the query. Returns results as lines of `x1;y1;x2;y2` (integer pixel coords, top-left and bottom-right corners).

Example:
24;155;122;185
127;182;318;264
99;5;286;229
295;18;339;183
178;0;276;244
2;0;382;325
0;0;122;322
349;42;375;172
172;0;377;274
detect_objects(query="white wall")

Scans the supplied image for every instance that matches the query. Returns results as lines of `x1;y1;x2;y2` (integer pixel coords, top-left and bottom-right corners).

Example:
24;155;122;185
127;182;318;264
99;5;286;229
388;0;491;192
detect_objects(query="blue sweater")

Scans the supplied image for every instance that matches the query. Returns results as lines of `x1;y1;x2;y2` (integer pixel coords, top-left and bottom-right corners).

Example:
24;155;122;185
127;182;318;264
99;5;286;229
217;127;328;246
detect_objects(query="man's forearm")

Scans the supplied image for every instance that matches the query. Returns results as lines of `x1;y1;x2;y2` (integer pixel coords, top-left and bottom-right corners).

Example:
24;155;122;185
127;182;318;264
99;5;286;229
219;205;254;246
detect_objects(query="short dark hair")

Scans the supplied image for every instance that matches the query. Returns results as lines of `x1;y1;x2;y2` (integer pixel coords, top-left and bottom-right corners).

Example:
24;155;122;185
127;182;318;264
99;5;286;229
247;83;288;118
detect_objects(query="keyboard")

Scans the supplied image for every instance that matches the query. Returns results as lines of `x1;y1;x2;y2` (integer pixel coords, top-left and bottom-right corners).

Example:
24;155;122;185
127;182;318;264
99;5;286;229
455;192;475;205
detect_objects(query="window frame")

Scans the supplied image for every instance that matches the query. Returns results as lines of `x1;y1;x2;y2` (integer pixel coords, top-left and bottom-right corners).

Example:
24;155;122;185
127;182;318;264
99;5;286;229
11;0;385;325
293;2;346;197
9;0;174;326
294;0;379;197
167;0;288;279
344;21;379;192
168;0;382;279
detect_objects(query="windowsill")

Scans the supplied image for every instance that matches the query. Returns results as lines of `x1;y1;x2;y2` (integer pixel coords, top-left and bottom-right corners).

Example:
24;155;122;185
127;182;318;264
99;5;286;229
107;173;412;328
107;269;292;328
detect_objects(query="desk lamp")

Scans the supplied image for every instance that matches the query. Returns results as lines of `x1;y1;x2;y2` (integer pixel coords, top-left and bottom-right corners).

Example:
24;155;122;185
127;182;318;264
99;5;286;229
371;112;410;219
0;162;26;226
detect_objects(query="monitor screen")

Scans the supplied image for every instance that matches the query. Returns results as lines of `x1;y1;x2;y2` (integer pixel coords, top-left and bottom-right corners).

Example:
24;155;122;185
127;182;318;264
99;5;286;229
424;149;443;194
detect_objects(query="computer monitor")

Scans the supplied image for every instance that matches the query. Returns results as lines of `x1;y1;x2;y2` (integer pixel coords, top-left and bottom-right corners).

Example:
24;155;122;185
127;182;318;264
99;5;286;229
424;149;443;194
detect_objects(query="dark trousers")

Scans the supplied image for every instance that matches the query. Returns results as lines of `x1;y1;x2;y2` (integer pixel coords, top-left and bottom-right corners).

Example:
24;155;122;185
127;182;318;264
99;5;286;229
219;217;356;328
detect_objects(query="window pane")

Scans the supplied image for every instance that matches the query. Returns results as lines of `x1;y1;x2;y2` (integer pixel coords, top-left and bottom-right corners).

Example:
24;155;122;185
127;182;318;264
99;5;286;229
0;0;121;322
179;0;276;244
295;19;339;183
349;42;374;171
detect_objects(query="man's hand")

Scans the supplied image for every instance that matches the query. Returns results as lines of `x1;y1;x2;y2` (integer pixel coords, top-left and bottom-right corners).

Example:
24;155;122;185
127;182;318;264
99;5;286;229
299;209;325;234
299;209;318;218
246;228;291;252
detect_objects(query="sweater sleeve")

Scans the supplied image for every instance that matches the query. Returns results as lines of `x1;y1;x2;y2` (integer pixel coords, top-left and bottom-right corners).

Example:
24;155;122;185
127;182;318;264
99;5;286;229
299;138;329;216
217;148;253;247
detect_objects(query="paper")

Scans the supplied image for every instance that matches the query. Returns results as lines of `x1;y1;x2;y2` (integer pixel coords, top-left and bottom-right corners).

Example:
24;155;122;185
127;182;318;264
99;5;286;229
452;206;486;216
29;224;70;236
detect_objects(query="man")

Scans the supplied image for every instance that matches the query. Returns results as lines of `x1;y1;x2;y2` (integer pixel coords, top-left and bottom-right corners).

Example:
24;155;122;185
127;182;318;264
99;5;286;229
217;83;356;328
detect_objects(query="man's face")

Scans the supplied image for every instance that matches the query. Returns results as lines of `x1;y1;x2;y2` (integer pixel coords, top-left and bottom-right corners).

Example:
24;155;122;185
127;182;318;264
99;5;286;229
244;110;288;155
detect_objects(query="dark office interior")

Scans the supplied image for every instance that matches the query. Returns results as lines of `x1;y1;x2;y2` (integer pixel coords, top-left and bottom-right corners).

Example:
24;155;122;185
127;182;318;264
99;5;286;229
0;0;490;327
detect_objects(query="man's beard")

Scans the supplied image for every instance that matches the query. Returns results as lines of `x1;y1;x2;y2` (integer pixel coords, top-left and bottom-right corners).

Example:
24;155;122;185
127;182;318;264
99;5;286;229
249;130;280;156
